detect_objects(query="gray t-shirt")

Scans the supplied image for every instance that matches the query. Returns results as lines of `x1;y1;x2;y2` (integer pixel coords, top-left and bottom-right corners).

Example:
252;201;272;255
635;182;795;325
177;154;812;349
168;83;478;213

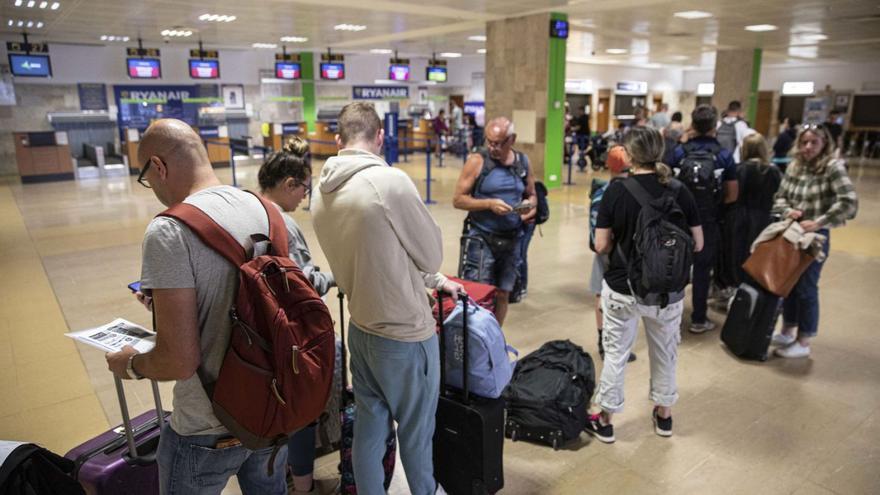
275;204;335;297
140;185;270;436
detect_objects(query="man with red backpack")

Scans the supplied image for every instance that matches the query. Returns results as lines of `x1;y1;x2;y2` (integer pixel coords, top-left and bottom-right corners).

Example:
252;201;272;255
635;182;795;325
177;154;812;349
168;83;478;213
106;119;317;493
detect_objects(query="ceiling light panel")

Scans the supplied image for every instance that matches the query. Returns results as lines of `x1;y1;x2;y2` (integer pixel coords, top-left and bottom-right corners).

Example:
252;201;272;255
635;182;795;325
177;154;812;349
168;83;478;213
605;48;627;54
439;52;461;58
468;35;486;42
280;36;308;43
199;13;236;22
14;0;58;8
477;48;486;54
100;34;130;42
334;24;366;31
369;48;393;54
161;29;193;37
673;11;712;20
252;42;278;49
745;24;778;32
7;18;45;28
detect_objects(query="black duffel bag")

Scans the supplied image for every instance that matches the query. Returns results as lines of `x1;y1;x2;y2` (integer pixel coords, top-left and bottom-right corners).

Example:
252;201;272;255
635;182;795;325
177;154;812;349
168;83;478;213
502;340;595;450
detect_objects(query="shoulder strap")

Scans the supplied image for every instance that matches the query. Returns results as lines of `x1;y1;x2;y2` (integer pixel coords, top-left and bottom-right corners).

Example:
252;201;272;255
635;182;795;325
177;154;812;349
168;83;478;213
621;177;654;208
473;151;495;196
160;204;248;266
247;191;289;258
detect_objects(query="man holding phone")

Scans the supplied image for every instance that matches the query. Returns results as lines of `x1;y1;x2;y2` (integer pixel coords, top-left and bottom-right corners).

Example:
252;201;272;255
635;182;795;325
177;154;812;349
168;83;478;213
453;117;537;325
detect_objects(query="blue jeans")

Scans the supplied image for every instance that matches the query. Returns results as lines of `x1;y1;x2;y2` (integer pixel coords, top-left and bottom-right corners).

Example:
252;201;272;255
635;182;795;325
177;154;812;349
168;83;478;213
782;230;830;338
462;226;523;293
287;424;316;476
691;221;719;324
157;423;287;495
348;323;439;495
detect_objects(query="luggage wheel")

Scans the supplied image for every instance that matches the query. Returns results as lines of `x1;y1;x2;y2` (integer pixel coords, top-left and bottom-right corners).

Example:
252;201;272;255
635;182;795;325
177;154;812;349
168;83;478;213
552;437;560;451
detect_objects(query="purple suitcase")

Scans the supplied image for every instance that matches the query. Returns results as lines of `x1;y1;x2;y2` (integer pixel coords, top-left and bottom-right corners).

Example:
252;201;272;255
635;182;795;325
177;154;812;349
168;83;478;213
65;377;169;495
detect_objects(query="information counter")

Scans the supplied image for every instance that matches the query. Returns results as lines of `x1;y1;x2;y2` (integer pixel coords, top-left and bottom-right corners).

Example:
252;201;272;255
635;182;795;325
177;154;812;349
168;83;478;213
14;131;74;183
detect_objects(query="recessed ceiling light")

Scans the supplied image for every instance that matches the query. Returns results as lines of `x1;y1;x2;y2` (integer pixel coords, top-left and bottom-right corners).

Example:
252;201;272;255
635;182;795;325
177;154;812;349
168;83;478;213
39;1;48;8
799;33;828;41
468;35;486;42
161;29;193;37
50;1;59;9
440;52;461;58
200;13;236;23
7;20;12;26
745;24;778;32
477;48;486;54
26;1;35;7
673;10;712;20
26;20;33;27
252;42;278;49
334;23;366;31
36;21;42;27
370;48;393;54
671;55;689;60
605;48;628;54
14;0;22;6
17;20;23;26
280;36;308;43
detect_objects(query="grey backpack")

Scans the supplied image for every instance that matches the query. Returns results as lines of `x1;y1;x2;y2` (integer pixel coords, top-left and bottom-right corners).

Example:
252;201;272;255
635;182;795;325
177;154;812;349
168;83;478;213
717;119;739;153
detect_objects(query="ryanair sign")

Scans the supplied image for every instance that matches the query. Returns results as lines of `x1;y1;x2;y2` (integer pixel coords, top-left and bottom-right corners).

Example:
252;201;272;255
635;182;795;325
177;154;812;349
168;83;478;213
352;86;409;100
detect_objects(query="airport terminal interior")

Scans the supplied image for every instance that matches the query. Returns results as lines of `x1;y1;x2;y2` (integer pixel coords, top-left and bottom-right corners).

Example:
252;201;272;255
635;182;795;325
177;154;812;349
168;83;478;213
1;0;879;494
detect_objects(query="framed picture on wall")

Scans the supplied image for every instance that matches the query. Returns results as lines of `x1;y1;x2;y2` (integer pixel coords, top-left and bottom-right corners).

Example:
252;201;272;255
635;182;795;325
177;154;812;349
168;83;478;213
222;84;245;109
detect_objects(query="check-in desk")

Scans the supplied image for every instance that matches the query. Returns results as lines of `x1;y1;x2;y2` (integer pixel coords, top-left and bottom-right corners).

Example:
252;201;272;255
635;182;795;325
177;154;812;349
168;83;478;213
14;131;74;183
263;122;308;152
310;121;339;157
194;126;231;167
412;118;436;149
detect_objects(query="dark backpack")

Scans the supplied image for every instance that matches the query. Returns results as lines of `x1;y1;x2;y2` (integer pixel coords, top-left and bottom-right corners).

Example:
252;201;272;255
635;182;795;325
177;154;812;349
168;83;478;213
503;340;595;449
0;443;84;495
159;191;336;471
678;141;722;213
534;180;549;225
716;119;739;152
588;178;609;252
617;178;695;306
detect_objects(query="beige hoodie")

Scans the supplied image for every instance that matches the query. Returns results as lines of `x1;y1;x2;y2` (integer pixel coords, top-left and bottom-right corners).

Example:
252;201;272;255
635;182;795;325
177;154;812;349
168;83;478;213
312;148;446;342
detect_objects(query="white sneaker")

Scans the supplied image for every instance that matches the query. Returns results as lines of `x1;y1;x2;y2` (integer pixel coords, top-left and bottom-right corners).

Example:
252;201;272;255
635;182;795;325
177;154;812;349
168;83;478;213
436;484;449;495
689;321;716;334
771;333;796;347
774;341;811;358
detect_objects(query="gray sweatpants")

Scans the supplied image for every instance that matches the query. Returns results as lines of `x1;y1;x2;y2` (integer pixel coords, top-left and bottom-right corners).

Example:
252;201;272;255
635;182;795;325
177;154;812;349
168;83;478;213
593;281;683;414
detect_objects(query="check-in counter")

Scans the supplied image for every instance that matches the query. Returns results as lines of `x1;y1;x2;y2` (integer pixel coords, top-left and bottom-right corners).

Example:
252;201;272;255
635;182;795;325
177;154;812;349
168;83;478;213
263;121;308;152
194;125;231;167
14;131;74;183
123;128;142;174
310;121;339;157
398;118;413;154
412;118;436;148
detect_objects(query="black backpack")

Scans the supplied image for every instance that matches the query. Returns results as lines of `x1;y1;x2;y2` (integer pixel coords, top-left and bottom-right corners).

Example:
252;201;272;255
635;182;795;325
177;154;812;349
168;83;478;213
617;178;695;306
0;443;85;495
534;181;549;225
503;340;595;450
678;141;721;213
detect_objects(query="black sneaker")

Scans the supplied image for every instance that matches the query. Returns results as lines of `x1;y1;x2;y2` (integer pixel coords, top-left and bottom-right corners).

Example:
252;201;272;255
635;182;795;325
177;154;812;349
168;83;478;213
652;407;672;437
584;414;615;443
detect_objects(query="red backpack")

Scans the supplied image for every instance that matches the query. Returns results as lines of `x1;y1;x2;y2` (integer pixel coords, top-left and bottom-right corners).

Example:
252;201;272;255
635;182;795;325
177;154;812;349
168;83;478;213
159;191;335;472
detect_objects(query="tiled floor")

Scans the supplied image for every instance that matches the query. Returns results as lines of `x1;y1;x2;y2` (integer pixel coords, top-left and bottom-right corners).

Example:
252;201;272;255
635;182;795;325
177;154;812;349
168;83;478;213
1;154;879;494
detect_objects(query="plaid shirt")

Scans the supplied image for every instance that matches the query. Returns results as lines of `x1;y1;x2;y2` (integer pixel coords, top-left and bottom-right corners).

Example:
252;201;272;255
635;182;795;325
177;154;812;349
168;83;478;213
773;158;858;228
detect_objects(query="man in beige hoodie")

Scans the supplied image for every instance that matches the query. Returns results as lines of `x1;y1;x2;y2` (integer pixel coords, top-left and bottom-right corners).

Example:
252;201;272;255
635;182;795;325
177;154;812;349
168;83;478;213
311;102;460;495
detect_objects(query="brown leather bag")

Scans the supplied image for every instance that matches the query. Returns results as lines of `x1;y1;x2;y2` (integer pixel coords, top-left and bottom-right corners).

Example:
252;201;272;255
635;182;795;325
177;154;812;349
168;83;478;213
742;234;815;297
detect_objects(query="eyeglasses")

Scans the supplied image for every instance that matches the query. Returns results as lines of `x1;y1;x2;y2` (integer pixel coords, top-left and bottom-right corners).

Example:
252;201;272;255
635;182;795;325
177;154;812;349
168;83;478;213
486;135;511;148
137;158;153;188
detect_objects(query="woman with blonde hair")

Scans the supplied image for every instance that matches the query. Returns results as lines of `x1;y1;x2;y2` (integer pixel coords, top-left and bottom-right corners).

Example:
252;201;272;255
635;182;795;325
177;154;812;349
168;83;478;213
585;126;703;442
734;133;783;274
770;125;858;358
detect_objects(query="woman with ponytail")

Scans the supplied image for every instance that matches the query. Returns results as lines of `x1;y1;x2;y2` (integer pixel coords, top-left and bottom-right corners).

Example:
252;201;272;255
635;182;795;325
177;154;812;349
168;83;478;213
584;126;703;443
259;137;338;494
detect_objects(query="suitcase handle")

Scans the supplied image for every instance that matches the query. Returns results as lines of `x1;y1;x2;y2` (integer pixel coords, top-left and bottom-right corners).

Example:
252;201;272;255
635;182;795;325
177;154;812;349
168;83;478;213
437;291;470;403
338;290;348;394
114;376;165;466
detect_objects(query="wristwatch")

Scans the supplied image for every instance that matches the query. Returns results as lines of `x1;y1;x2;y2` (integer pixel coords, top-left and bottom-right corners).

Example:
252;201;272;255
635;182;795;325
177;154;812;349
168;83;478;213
126;353;144;380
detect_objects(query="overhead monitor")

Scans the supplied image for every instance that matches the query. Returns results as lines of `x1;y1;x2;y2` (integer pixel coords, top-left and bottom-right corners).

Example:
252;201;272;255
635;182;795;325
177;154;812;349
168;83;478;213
389;64;410;82
426;66;447;83
189;59;220;79
8;53;52;77
782;81;814;95
320;62;345;80
275;61;302;80
127;58;161;79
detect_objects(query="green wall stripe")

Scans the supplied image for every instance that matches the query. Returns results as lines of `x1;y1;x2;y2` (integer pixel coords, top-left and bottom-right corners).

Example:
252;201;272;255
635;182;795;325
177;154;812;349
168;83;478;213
747;48;762;125
544;12;567;189
300;52;317;133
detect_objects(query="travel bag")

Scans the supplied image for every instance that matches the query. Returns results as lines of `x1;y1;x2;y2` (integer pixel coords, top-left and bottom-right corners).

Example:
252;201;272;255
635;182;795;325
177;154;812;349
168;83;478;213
335;291;397;494
438;297;517;399
64;377;169;495
721;282;782;361
503;340;595;450
434;292;505;495
433;276;497;319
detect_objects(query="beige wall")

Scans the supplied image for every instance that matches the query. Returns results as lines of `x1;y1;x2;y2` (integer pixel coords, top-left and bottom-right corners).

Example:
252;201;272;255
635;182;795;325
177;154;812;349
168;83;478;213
486;13;551;179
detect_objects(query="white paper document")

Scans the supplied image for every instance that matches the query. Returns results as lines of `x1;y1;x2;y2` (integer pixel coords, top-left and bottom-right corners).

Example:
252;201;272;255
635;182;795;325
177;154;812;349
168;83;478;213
66;318;156;353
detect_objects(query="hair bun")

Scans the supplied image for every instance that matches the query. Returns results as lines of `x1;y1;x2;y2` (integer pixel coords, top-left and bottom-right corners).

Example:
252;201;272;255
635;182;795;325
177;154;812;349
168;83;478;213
283;136;310;158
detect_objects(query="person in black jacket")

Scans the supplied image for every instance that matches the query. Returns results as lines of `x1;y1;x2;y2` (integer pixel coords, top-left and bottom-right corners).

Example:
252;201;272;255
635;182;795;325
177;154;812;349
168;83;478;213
736;133;783;275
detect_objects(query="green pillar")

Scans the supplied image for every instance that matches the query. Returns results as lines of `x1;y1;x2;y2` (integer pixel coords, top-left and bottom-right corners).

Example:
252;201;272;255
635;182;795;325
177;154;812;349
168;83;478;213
299;52;317;134
746;48;762;125
543;12;567;188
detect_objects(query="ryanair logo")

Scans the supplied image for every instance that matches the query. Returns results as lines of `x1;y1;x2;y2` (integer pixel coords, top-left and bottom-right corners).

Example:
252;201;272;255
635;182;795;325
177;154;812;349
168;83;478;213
352;86;408;100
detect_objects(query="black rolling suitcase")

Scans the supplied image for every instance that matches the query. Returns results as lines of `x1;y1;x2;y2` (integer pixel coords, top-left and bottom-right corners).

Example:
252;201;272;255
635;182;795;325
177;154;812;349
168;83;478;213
434;292;504;495
721;282;782;361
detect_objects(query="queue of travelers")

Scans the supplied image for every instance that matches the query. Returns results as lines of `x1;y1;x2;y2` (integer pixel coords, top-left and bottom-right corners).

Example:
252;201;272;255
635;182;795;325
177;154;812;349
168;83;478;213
104;97;857;493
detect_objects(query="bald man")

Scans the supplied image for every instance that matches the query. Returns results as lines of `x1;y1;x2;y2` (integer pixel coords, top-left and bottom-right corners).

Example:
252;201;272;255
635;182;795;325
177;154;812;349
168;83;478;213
105;119;288;494
453;117;537;325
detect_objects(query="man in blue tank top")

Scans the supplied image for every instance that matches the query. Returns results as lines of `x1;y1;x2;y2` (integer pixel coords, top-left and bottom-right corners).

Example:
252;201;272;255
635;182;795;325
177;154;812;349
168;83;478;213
453;117;537;325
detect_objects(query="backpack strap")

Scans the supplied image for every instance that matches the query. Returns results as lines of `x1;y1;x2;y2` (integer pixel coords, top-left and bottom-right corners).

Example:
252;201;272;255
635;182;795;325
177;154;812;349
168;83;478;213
472;149;496;196
247;191;289;258
620;177;654;208
159;204;248;267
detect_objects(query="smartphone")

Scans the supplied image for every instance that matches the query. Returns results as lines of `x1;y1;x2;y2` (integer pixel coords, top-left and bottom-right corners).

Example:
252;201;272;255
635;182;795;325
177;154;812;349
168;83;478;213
513;201;533;214
128;281;142;293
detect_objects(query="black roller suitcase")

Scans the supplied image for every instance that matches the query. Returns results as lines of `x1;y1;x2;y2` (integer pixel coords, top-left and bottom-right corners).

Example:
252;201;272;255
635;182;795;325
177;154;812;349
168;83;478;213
434;292;504;495
721;282;781;361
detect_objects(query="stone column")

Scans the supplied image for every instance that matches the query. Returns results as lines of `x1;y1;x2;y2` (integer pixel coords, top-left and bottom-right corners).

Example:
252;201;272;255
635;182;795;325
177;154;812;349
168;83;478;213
712;48;762;123
485;12;566;187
